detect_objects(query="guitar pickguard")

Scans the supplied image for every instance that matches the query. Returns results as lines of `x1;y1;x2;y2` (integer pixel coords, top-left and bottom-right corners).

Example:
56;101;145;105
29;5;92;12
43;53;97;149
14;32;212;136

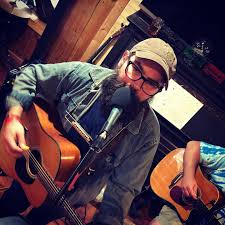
170;186;193;210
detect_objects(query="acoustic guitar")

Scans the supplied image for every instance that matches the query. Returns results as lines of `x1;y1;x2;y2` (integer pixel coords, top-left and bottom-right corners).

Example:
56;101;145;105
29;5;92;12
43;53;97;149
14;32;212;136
0;103;86;224
150;148;223;224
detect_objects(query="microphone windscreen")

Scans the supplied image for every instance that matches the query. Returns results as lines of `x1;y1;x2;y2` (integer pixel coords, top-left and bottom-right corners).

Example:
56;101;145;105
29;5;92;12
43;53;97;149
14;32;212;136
111;86;134;108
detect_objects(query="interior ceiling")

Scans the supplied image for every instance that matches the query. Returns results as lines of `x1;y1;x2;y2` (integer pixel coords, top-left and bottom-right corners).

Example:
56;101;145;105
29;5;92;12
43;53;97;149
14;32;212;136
142;0;225;72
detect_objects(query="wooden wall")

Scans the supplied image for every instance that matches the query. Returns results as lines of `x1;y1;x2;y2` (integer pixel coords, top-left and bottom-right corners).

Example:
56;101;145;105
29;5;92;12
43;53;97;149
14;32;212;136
45;0;130;63
0;0;130;83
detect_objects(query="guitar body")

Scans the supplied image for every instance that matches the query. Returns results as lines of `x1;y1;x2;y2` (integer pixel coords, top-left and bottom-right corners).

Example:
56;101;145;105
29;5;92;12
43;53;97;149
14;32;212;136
0;103;80;207
150;148;220;222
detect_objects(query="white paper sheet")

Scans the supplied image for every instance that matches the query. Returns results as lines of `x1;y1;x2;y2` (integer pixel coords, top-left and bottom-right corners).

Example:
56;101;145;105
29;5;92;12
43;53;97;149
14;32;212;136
149;79;203;129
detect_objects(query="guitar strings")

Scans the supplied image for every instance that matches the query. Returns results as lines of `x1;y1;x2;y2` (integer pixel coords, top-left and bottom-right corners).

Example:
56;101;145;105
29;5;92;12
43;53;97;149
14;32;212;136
25;150;85;225
152;145;224;225
21;118;183;224
23;150;85;225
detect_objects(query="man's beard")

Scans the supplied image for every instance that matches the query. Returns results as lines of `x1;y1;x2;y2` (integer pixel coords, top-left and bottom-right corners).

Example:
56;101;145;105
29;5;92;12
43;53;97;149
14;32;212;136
99;74;145;123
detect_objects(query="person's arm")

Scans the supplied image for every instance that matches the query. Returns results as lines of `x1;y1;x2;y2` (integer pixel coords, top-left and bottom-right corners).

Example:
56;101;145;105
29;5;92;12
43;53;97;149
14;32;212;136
2;62;81;157
182;140;200;199
6;62;82;110
1;104;25;157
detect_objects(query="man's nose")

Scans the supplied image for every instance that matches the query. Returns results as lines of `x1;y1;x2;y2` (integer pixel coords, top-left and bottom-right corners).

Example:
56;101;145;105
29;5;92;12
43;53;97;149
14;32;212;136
132;80;142;91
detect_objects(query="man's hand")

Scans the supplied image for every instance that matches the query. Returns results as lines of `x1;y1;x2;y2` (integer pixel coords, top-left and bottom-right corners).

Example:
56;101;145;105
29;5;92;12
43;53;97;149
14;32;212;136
181;174;198;200
1;115;26;157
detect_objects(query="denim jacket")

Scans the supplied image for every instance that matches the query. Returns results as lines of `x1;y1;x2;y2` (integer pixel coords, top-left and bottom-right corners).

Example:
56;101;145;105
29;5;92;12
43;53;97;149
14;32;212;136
6;62;160;225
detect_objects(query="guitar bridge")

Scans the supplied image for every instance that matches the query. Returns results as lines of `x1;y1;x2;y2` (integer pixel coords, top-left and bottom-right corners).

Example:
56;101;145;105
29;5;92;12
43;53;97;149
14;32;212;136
169;172;183;189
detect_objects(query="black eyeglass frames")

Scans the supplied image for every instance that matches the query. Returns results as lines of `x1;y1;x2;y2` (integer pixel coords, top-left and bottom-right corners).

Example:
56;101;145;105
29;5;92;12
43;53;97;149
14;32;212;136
125;60;164;96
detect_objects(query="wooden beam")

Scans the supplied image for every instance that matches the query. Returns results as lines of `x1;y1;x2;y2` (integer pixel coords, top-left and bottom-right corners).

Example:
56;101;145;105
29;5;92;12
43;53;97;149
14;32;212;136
79;0;130;62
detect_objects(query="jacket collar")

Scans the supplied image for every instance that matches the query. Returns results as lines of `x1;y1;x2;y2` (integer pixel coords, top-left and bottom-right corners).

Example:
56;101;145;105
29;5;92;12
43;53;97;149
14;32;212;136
89;67;115;90
127;103;149;135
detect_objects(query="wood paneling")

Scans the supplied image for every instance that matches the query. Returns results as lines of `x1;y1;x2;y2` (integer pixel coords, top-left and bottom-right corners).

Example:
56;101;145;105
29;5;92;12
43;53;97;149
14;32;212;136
91;0;142;64
9;26;40;63
28;19;46;36
45;0;130;63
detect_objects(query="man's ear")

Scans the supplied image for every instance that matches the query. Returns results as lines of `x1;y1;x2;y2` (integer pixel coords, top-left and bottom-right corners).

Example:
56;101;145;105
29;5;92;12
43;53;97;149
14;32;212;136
118;50;130;67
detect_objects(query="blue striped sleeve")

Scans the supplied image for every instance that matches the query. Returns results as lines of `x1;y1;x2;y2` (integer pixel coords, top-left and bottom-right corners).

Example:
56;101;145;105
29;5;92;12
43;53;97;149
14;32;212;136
200;141;225;170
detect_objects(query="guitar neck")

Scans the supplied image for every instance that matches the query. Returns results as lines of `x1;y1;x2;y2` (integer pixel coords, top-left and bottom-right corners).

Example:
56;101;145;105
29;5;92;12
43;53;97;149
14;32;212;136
60;198;85;225
28;152;84;225
39;172;84;225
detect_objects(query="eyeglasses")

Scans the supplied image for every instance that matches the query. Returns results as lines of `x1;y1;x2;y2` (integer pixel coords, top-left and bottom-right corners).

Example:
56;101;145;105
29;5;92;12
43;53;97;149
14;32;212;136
125;61;164;96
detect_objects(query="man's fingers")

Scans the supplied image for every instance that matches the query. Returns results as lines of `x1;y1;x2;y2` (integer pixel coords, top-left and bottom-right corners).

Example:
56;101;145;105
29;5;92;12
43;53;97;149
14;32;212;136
192;185;198;199
17;130;26;148
3;136;23;157
5;143;23;158
187;185;198;199
183;186;197;200
183;188;189;197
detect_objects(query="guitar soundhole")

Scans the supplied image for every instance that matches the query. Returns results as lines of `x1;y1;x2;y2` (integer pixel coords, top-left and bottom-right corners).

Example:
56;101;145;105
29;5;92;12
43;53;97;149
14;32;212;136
29;149;41;175
15;149;41;184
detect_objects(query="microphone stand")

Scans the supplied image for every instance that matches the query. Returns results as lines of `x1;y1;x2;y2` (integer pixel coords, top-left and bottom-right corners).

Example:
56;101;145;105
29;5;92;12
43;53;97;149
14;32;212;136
53;130;108;205
54;86;132;205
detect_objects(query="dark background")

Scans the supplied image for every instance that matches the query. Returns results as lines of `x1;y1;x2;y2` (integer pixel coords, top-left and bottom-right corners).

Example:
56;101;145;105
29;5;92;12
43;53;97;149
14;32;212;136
142;0;225;73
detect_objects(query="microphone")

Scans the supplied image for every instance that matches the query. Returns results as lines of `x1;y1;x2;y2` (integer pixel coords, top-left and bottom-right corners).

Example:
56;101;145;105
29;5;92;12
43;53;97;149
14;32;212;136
100;86;133;135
